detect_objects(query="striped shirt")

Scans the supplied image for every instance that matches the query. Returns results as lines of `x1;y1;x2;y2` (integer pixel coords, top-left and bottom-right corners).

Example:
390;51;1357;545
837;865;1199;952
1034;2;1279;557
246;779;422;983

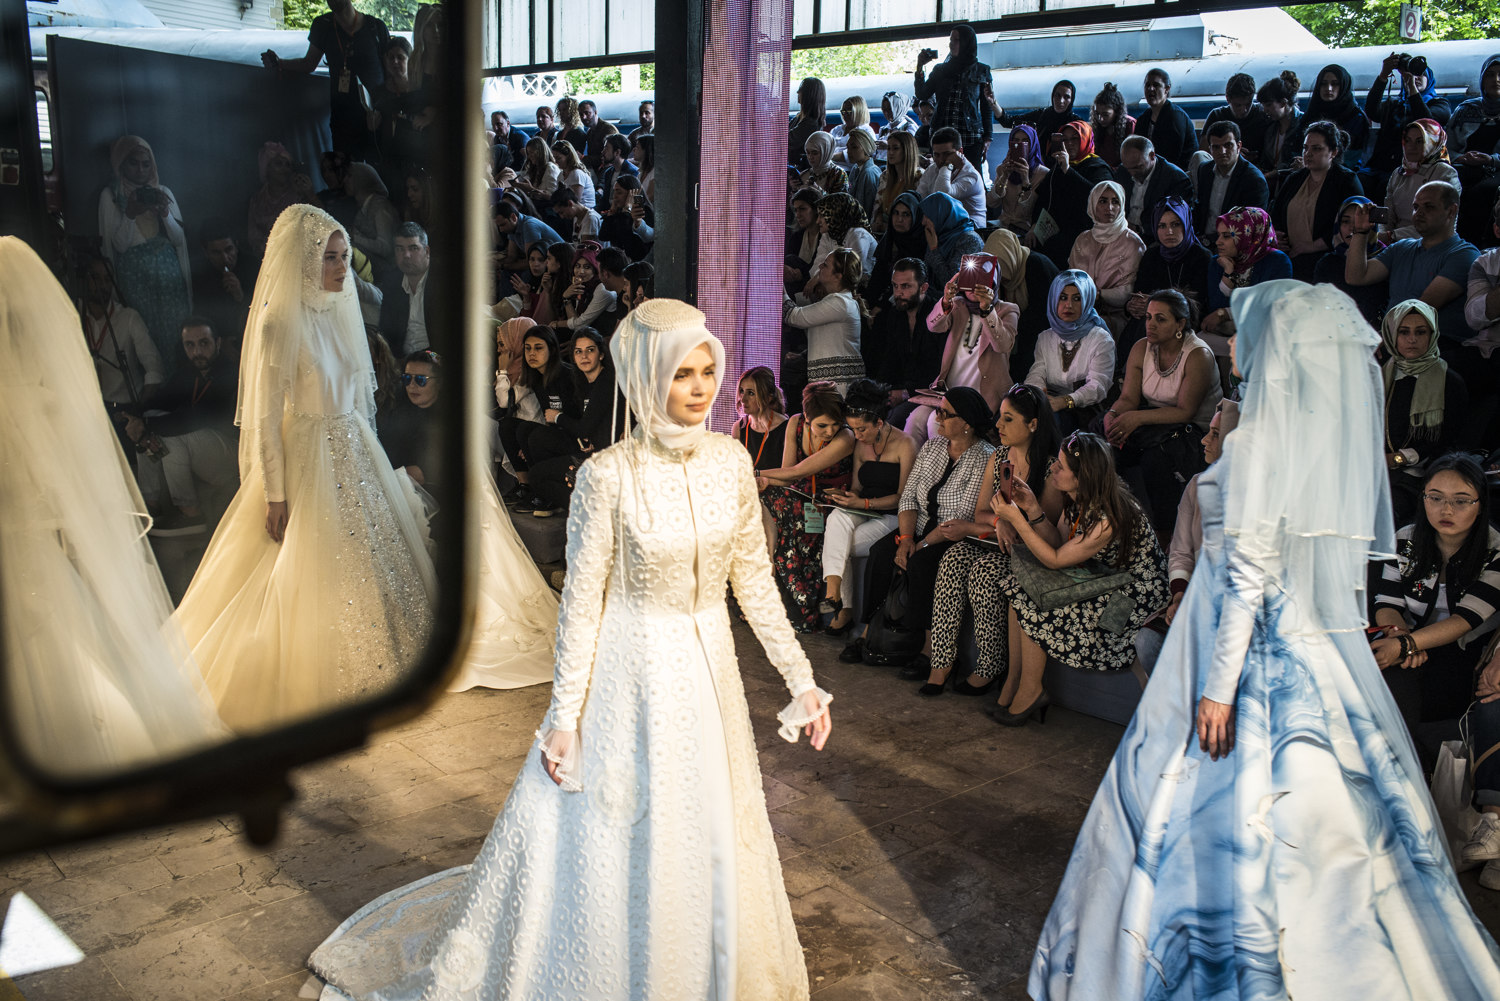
1373;524;1500;640
899;437;995;531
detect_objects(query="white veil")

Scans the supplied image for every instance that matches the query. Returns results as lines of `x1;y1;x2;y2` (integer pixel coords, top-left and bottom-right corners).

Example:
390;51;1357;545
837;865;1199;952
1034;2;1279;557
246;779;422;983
0;237;222;778
1222;279;1396;633
237;205;376;486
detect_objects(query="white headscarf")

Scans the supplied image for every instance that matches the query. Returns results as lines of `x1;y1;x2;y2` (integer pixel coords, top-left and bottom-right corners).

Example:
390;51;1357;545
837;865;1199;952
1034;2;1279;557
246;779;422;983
610;299;727;452
1087;180;1130;246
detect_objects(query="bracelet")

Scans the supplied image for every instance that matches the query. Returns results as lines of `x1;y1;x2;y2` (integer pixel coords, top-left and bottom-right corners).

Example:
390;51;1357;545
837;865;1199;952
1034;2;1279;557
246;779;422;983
864;498;870;510
895;534;910;543
1106;409;1119;418
1028;512;1046;525
1065;395;1076;410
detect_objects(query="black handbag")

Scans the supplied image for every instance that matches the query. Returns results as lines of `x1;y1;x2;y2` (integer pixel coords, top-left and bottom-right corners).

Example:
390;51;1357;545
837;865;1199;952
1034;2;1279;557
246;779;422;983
863;572;924;666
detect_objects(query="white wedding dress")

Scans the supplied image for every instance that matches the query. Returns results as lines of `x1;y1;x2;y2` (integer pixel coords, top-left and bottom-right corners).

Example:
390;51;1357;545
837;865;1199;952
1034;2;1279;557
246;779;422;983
174;206;435;732
309;430;828;1000
0;237;223;778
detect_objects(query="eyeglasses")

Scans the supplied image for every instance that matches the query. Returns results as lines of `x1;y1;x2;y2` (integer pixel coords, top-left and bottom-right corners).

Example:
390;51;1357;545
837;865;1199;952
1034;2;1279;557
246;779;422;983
934;408;958;421
401;374;432;387
1422;493;1480;512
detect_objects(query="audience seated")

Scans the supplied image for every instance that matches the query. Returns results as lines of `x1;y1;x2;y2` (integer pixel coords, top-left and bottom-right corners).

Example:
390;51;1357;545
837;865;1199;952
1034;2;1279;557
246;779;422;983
1114;136;1192;241
917;127;987;223
622;261;654;305
1298;63;1370;171
495;323;576;516
810;193;877;279
532;104;560;145
520;241;573;326
994;79;1083;143
989;125;1049;235
1449;56;1500;248
591;247;632;337
872;131;921;236
1028;121;1113;264
919;192;984;290
829;95;878;163
1364;52;1451;197
989;431;1169;725
841;388;996;669
1254;71;1303;190
914;254;1018;437
1088;82;1136;170
247;141;318;259
549;187;602;243
844;131;882;223
732;366;790;474
526;328;625;516
758;382;856;632
783;247;868;393
1025;269;1116;434
819;380;919;636
1133;68;1197;171
1069;180;1145;336
491;110;529;171
878;91;919;150
795;132;848;197
1124;198;1211;357
80;254;164;459
598;175;653;262
492;199;563;277
597;134;638;207
577;99;618;174
381;348;445;489
1379;300;1470;525
866;257;944;413
193;219;255;350
1199;73;1270;160
1385;120;1461;241
983;228;1060;377
1101;288;1221;534
1195;121;1270;240
927;383;1065;694
1271;120;1365;282
866;192;926;309
552;97;590;160
785;186;822;291
493;240;547;323
515;137;562;203
549;243;617;333
378;221;433;354
1202;207;1292;347
551;140;596;210
1312;196;1388;327
788;77;827;172
631;134;657;202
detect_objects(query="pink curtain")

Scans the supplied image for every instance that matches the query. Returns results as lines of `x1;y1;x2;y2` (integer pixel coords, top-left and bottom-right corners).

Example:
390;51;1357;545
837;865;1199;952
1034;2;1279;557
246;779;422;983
696;0;795;431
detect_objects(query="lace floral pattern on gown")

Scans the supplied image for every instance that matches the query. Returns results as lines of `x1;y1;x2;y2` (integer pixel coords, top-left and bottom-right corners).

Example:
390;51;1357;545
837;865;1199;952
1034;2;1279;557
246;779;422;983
309;433;826;1001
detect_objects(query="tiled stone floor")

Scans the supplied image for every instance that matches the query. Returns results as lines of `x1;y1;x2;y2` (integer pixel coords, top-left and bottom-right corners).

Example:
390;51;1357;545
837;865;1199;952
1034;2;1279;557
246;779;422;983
5;624;1500;1001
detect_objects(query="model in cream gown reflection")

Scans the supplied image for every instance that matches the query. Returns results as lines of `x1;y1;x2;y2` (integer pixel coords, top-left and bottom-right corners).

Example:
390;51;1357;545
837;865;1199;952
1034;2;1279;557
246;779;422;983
174;205;435;732
0;237;222;778
308;300;834;1001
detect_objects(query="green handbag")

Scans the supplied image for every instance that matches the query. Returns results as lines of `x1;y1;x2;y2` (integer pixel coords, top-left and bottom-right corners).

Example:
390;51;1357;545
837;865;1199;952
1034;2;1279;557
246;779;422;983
1011;544;1133;616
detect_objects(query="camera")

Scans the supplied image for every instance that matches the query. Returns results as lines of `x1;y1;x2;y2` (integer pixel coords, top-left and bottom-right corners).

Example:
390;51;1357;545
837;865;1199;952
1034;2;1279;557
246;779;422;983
1367;206;1392;226
135;185;164;208
1395;53;1428;78
919;47;939;62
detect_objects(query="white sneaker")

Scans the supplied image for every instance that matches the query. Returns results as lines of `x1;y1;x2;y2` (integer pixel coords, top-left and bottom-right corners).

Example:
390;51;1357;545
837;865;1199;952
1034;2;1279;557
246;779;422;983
1462;812;1500;863
1480;859;1500;891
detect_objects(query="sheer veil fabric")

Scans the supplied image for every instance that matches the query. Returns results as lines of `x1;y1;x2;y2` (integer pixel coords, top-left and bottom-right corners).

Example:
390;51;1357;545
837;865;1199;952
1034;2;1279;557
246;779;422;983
174;205;435;732
308;300;830;1001
0;237;223;778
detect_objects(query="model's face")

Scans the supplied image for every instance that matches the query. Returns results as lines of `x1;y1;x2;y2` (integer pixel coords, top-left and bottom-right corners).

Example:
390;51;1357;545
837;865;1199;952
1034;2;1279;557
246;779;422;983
1214;226;1238;261
403;360;438;408
1052;85;1073;114
393;236;429;276
1144;300;1184;344
890;269;926;312
1210;133;1240;171
321;232;349;292
573;339;601;376
1202;412;1224;464
995;398;1036;448
523;335;550;369
1051;450;1079;493
1144;73;1168;106
203;237;238;271
181;325;218;373
1056;284;1083;323
1121;148;1152;181
1319;71;1341;102
808;414;842;444
890;202;913;233
665;344;717;424
1156;209;1184;249
527;249;546;276
737;379;763;416
1395;312;1434;359
1425;470;1481;539
639;103;655;129
121;149;153;186
1092;188;1122;223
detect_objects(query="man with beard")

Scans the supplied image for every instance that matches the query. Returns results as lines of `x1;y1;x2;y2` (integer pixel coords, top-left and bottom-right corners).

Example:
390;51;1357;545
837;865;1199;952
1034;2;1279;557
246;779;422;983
130;317;240;536
193;220;256;353
867;258;945;430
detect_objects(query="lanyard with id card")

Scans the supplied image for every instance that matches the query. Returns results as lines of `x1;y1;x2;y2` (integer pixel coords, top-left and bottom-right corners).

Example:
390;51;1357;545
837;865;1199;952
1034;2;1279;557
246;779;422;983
801;469;824;533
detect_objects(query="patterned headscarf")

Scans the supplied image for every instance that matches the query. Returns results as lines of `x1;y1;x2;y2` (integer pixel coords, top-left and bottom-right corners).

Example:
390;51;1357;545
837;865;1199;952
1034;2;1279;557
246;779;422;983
817;192;869;243
1061;120;1097;162
1008;124;1043;171
1215;206;1279;276
1152;196;1199;264
1045;269;1108;342
919;192;976;259
1402;118;1450;175
1379;299;1448;439
882;91;915;133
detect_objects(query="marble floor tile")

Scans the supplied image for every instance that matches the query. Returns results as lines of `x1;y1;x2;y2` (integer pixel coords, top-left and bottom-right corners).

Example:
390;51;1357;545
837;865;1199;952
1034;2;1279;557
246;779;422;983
10;955;133;1001
100;924;261;1001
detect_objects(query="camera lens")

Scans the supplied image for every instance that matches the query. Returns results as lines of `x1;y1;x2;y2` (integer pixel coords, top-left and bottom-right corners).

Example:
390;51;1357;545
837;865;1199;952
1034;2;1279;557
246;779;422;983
1410;56;1428;78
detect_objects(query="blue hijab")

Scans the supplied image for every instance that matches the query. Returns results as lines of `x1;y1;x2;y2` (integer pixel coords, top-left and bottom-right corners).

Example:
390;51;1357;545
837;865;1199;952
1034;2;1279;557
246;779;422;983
1008;124;1044;172
1333;195;1374;253
919;192;976;259
1152;196;1198;264
1403;57;1439;105
1045;269;1107;343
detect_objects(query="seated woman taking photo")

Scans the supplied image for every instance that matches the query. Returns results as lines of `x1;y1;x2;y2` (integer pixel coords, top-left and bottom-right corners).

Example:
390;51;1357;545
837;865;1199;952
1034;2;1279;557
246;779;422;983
990;431;1169;725
926;384;1065;696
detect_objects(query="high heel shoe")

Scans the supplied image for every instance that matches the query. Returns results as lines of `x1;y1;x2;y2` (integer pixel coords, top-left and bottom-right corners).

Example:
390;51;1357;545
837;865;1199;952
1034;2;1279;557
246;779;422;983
917;668;952;697
950;676;998;696
898;654;932;681
818;596;843;616
824;615;854;638
988;693;1050;727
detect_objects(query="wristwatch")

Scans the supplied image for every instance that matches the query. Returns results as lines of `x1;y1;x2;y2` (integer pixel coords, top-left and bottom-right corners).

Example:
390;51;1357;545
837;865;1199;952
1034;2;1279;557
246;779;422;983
1065;395;1076;409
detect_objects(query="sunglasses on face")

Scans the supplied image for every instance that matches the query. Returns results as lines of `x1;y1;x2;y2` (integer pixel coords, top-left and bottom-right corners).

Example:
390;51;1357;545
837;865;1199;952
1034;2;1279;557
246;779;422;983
935;408;958;421
401;374;432;387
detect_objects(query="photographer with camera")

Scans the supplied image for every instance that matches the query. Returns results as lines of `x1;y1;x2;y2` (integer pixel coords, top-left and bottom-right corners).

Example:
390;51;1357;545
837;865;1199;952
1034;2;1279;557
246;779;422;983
79;255;164;462
1363;51;1451;196
914;26;994;173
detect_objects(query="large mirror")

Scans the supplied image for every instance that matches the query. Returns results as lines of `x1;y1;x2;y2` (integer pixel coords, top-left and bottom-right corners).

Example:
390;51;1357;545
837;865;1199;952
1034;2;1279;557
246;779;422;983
0;0;488;819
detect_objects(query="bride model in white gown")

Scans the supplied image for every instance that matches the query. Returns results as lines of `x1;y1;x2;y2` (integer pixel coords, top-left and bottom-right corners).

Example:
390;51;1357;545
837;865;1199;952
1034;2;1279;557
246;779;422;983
174;205;435;732
0;237;222;777
308;299;834;1000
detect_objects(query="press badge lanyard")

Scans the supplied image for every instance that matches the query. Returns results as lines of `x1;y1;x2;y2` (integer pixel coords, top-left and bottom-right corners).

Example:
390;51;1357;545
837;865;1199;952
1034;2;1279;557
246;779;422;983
802;421;826;534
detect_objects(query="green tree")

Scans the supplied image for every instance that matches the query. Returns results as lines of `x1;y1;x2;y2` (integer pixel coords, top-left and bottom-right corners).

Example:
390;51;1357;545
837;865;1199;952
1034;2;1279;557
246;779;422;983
280;0;438;31
280;0;320;30
1290;0;1500;48
790;42;915;80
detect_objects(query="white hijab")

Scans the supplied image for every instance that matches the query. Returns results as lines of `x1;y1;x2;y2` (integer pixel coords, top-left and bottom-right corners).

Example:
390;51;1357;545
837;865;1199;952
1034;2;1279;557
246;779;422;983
1087;180;1130;246
610;299;726;452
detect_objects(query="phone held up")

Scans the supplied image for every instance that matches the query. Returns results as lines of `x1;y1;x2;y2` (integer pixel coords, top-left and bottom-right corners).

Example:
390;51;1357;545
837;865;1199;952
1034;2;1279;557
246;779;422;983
999;460;1015;504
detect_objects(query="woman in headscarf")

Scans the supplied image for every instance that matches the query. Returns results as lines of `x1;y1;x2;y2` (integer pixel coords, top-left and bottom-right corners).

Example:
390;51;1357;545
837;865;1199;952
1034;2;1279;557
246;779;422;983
98;135;193;370
1029;280;1500;1001
983;226;1061;376
1123;196;1210;356
809;191;877;280
173;205;435;732
1385;119;1461;241
1029;120;1114;265
1298;63;1370;169
1313;195;1387;327
310;298;833;1000
1449;54;1500;245
866;190;927;309
1023;269;1116;435
1068;180;1145;337
993;79;1084;149
794;130;848;197
913;24;994;170
1379;299;1470;524
247;141;318;259
923;251;1019;421
343;162;400;278
1364;51;1451;191
1202;206;1291;345
877;91;919;148
989;123;1049;235
919;191;983;290
872;130;921;235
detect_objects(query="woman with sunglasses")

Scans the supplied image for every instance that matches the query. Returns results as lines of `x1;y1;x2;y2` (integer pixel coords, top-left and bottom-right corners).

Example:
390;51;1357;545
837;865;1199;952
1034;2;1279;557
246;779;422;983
381;349;445;488
1031;282;1500;1000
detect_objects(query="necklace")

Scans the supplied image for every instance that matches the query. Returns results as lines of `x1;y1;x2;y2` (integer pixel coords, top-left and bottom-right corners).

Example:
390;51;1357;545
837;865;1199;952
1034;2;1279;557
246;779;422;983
871;425;888;462
1151;339;1184;378
1059;340;1083;371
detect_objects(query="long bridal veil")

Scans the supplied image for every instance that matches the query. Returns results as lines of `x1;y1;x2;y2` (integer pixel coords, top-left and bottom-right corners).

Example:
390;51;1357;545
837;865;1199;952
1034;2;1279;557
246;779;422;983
0;237;222;778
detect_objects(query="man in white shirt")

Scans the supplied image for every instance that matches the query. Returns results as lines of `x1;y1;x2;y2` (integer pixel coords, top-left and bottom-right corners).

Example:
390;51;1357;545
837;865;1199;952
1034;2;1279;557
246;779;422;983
392;222;430;353
917;127;987;222
81;255;163;413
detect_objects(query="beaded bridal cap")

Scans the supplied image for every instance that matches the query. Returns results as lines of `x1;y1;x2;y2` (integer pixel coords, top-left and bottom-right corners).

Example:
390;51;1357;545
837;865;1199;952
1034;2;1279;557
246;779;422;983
610;298;727;452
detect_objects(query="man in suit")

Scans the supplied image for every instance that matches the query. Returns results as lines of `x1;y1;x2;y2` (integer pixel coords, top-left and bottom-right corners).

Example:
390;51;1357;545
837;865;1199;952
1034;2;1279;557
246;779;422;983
378;222;435;355
1194;121;1270;238
1115;135;1192;242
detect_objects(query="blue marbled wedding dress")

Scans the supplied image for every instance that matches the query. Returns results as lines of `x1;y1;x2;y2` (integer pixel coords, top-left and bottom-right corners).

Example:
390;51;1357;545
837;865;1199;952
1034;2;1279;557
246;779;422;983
1030;459;1500;1000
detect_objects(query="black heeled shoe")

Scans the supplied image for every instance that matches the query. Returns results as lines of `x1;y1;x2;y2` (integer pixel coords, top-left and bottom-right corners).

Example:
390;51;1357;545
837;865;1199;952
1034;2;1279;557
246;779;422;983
950;676;998;696
988;693;1050;727
898;654;932;681
818;596;843;616
917;669;952;697
838;637;867;663
824;612;855;638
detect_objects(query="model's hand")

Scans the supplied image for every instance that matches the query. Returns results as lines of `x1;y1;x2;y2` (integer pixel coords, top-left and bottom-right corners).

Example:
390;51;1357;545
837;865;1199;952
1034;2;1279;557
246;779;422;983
800;690;832;750
265;500;289;543
539;729;576;786
1196;696;1235;760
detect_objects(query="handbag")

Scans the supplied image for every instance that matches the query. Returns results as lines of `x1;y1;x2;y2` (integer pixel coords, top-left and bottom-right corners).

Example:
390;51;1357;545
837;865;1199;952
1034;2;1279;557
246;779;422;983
1011;544;1133;613
1432;738;1482;869
863;572;924;666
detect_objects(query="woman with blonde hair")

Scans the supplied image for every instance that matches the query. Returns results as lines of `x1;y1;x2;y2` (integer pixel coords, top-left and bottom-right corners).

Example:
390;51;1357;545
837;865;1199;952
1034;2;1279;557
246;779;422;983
831;94;877;162
516;136;561;200
553;95;588;151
